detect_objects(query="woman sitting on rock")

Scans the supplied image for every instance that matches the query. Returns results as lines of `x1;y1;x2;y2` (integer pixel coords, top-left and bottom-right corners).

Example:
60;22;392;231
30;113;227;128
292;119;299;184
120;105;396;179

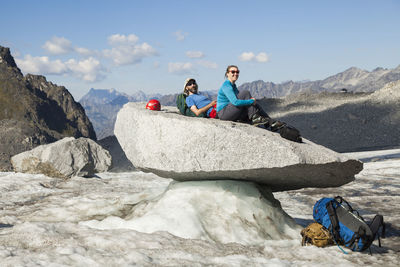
216;65;284;129
183;78;217;118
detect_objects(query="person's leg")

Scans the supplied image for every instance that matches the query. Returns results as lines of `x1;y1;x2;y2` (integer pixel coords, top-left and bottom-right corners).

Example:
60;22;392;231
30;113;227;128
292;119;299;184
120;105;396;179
236;90;275;125
218;90;279;125
217;104;247;121
236;90;257;119
218;90;254;121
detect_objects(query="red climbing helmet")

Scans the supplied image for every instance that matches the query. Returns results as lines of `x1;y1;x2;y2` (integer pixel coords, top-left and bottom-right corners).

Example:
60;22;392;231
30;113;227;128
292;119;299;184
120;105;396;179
146;99;161;111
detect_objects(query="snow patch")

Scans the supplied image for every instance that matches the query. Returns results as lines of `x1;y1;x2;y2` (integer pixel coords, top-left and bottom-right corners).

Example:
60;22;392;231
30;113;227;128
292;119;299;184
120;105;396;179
82;180;301;245
0;150;399;265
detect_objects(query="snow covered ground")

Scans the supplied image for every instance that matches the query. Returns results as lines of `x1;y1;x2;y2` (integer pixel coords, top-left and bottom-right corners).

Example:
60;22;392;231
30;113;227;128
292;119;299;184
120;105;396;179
0;149;399;266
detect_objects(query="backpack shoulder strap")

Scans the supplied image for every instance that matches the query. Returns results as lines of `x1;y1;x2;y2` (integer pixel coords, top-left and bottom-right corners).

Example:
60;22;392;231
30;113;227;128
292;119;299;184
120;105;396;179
335;196;355;213
369;215;385;237
326;200;341;242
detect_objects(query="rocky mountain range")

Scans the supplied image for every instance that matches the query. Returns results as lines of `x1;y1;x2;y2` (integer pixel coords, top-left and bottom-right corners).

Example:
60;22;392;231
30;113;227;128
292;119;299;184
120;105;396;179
258;81;400;152
79;89;150;139
240;65;400;98
0;46;96;171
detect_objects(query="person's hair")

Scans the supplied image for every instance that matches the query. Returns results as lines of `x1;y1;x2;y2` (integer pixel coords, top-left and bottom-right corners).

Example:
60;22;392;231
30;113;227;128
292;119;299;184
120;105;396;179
225;65;239;78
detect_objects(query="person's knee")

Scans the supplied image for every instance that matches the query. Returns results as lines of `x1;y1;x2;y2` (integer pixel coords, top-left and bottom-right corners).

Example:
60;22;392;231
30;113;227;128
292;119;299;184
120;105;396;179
238;90;252;99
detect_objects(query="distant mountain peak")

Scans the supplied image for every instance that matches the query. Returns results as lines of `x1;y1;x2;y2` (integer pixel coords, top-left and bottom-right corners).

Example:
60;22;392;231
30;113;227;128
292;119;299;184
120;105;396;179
373;67;386;72
281;80;295;85
342;66;365;73
238;65;400;98
0;46;18;68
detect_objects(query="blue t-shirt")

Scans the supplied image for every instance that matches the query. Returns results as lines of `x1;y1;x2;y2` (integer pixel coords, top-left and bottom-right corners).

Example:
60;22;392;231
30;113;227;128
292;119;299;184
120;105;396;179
186;93;213;117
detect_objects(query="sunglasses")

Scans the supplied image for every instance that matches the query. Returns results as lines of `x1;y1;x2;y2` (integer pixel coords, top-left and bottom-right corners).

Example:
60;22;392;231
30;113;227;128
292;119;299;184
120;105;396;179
187;80;197;86
229;70;240;74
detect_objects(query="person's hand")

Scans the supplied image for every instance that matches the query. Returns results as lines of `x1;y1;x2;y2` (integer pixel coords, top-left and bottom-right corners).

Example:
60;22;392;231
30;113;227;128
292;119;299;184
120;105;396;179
251;98;256;105
210;100;217;106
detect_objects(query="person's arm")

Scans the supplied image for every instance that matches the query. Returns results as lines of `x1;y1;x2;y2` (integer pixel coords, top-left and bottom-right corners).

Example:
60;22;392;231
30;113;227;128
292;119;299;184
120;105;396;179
221;82;254;106
190;100;216;116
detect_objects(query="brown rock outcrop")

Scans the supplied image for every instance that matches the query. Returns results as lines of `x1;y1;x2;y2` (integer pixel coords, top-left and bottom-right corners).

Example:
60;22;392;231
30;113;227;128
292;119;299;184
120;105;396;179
0;46;96;170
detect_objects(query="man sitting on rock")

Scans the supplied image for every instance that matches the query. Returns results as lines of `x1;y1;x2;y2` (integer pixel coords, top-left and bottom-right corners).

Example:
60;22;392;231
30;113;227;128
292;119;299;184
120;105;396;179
182;78;218;118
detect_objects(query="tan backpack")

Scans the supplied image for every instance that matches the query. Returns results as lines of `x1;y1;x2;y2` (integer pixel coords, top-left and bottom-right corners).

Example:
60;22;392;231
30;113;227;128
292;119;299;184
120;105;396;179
301;222;334;247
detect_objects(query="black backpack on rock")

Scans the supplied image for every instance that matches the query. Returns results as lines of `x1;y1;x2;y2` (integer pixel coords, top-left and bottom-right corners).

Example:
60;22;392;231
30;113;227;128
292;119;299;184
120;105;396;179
271;124;302;143
278;125;302;143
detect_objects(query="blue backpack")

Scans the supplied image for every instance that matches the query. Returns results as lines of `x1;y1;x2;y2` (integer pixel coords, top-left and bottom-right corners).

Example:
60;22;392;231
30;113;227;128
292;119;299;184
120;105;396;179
313;196;385;252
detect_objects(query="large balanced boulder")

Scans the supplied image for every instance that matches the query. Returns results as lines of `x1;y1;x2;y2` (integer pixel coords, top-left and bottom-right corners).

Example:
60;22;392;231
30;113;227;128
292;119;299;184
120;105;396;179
11;137;112;178
114;103;363;191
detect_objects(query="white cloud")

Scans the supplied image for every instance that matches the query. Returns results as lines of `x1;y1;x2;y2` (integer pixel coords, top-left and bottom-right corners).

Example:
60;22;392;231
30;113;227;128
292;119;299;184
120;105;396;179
65;57;106;82
74;47;93;56
186;51;205;58
196;60;217;69
103;34;158;66
239;52;255;62
15;55;106;82
42;36;95;56
108;34;139;46
17;33;156;82
15;55;68;74
173;30;187;41
168;62;195;75
239;52;269;63
42;36;73;55
255;52;269;63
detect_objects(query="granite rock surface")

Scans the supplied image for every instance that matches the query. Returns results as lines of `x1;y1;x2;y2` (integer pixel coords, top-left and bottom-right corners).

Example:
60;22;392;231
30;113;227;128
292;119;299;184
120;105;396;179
11;137;111;178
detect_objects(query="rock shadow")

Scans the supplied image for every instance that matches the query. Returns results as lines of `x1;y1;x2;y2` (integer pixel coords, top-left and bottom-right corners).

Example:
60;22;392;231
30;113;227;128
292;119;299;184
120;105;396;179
97;135;135;172
270;101;400;152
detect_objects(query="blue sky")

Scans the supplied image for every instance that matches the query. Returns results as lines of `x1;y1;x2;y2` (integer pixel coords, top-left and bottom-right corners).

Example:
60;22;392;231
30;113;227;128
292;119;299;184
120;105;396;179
2;0;399;100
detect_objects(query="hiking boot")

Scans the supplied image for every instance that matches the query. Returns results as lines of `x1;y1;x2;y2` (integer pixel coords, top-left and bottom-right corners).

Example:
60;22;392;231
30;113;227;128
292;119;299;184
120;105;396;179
251;114;270;126
270;121;286;132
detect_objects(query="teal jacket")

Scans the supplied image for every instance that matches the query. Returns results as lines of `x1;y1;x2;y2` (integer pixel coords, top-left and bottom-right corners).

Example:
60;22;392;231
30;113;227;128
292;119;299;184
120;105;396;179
216;80;254;112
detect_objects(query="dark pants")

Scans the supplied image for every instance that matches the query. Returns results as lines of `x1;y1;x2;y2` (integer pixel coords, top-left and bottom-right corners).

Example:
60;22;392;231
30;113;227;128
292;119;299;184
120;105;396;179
217;90;272;123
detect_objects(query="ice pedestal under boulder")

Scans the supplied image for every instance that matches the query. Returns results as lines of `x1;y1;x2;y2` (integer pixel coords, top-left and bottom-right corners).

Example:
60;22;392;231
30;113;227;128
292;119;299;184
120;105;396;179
115;103;363;191
82;180;301;245
11;137;112;178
